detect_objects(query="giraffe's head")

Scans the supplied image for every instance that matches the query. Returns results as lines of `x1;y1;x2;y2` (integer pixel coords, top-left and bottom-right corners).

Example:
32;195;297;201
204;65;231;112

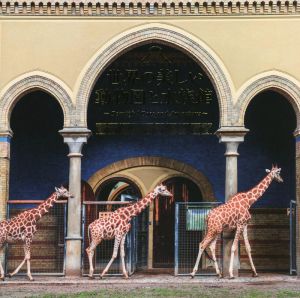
154;184;173;198
265;165;283;183
55;186;74;199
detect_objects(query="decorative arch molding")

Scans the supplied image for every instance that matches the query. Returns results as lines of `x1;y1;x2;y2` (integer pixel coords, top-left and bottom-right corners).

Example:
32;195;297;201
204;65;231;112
87;156;216;201
235;72;300;129
75;23;234;127
0;71;74;130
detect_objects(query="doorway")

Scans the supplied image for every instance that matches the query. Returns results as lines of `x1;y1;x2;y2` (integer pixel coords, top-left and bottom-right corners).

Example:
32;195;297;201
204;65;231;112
153;177;202;268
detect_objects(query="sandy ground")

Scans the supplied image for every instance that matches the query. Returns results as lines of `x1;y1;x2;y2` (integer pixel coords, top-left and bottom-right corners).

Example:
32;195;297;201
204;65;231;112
0;273;300;297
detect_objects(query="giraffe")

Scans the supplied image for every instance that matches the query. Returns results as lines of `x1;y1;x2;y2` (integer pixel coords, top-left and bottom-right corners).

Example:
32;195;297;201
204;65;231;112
0;186;73;281
190;165;283;279
86;183;172;279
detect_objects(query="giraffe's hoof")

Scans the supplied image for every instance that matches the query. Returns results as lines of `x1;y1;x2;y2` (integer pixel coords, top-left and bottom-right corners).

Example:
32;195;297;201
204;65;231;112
27;276;34;281
88;275;95;280
190;273;195;279
218;274;223;279
99;275;103;280
252;273;258;278
7;273;12;278
0;276;4;281
229;276;235;280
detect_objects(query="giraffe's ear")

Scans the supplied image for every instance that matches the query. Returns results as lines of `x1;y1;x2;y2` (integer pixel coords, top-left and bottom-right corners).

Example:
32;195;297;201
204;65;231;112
55;187;59;192
265;169;271;173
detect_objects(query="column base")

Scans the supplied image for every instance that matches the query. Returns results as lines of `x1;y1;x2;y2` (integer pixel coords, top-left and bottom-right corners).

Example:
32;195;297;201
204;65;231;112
65;238;82;277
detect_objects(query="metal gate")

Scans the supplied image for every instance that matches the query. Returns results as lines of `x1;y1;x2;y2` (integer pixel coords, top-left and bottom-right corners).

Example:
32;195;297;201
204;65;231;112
289;200;297;275
5;200;67;276
175;202;222;276
82;201;137;276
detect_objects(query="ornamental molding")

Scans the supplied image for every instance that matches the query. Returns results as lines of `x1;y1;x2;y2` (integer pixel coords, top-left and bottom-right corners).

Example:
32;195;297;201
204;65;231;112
235;73;300;129
0;73;74;130
75;24;233;127
0;1;299;16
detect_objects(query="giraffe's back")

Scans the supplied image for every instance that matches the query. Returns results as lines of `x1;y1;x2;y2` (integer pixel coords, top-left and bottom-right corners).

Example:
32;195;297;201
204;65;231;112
89;213;128;240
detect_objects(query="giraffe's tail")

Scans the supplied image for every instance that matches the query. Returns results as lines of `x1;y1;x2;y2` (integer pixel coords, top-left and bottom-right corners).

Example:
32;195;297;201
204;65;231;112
87;225;91;245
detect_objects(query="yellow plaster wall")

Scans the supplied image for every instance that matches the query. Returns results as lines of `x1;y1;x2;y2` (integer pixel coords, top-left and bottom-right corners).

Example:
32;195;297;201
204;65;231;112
0;16;300;94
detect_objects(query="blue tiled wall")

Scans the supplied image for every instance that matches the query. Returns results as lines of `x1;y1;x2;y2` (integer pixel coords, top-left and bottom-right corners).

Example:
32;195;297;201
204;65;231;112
9;132;295;207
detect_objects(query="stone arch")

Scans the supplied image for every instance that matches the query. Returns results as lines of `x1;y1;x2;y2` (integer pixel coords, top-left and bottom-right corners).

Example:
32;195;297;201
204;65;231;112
87;156;216;201
235;72;300;129
75;23;233;127
0;71;74;131
94;174;146;199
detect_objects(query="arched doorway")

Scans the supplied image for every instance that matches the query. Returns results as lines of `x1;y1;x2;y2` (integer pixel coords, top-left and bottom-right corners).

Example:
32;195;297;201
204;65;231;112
153;177;202;268
240;90;296;273
8;90;67;274
96;178;142;202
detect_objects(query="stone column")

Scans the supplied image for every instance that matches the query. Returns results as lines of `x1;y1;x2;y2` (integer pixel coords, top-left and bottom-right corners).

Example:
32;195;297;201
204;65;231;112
294;129;300;275
60;127;91;277
216;127;248;277
0;130;13;265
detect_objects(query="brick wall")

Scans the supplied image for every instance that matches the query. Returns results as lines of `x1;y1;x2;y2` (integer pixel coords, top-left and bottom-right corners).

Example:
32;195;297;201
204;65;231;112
240;208;289;272
6;206;65;273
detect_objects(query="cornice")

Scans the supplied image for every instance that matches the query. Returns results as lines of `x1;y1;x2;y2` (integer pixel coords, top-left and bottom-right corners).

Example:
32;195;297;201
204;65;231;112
0;1;299;17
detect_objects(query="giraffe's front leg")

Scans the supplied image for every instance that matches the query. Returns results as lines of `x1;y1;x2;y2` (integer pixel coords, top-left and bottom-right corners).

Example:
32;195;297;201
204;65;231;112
0;244;5;281
119;234;128;279
24;239;33;281
243;226;258;277
190;234;215;278
100;236;121;279
229;226;243;279
209;236;222;278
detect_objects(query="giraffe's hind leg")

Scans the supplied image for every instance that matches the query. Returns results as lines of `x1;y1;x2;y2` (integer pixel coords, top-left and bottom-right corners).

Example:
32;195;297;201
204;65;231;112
86;239;101;279
243;226;258;277
8;239;33;281
119;234;128;279
190;233;216;278
209;236;222;278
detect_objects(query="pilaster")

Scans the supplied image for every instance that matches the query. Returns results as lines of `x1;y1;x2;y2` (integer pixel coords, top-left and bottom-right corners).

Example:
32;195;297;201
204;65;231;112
294;129;300;275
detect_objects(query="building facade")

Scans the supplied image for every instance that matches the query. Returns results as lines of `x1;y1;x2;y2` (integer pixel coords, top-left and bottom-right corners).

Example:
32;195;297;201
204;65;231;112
0;1;300;276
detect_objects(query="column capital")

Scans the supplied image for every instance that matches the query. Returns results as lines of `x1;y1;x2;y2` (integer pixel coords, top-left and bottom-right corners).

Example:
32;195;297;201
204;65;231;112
294;128;300;142
59;127;91;155
216;127;249;157
216;126;249;143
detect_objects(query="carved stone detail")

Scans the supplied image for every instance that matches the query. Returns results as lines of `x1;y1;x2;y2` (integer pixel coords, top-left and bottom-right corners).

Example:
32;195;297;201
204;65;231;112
0;74;74;130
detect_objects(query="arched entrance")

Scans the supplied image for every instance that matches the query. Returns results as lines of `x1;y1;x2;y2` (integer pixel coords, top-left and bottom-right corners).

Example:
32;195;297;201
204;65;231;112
153;177;202;268
84;39;221;271
240;90;296;273
86;158;216;271
8;90;67;274
96;178;142;202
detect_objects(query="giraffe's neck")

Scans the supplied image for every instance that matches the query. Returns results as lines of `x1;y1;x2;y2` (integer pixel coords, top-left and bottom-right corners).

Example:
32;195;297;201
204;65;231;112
127;191;157;218
33;193;59;221
245;173;273;207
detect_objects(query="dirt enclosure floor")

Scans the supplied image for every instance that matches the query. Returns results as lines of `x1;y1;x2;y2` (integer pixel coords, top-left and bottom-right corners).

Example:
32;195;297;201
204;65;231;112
1;273;300;298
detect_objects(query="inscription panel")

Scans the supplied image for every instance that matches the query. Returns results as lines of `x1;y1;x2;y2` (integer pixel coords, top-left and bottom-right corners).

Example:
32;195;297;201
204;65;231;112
88;44;219;135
